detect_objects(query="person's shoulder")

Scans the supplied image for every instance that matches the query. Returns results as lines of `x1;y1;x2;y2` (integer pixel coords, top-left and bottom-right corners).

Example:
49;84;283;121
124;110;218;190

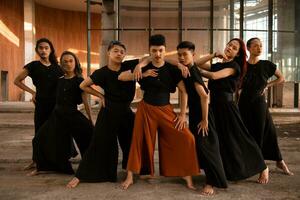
76;76;84;82
259;60;270;64
165;61;176;68
94;66;108;73
51;62;61;68
25;60;39;67
229;60;239;66
123;58;139;65
90;66;108;81
165;62;179;71
190;65;199;73
24;61;40;71
122;59;139;70
30;60;40;65
226;60;240;69
260;60;274;66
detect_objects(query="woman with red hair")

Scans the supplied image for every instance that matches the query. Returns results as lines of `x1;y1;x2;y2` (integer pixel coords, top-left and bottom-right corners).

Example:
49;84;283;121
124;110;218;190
195;38;268;184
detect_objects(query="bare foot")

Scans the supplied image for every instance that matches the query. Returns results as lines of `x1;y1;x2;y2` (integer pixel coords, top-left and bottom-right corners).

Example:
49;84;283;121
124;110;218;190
23;161;36;170
182;176;196;190
200;184;214;196
27;169;39;176
257;167;269;184
276;160;294;175
66;177;80;188
121;171;133;190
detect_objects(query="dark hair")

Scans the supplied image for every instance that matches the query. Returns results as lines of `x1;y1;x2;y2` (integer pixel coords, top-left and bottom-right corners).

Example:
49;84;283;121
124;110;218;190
227;38;247;88
246;37;260;48
149;34;166;47
35;38;58;65
60;51;83;77
177;41;195;52
107;40;126;51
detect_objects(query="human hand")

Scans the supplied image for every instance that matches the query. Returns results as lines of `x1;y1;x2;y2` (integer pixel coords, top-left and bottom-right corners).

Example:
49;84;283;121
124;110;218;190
197;119;208;136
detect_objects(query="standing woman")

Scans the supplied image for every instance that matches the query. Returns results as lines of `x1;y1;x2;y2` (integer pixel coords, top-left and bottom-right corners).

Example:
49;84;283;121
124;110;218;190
196;38;268;183
28;51;93;175
238;37;293;176
14;38;63;170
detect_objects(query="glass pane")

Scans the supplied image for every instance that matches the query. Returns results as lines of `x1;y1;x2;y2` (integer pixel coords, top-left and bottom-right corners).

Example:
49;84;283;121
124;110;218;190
214;0;240;30
244;0;268;31
273;32;297;82
182;31;210;56
183;0;210;29
119;0;149;28
151;0;179;29
119;31;149;56
274;0;295;31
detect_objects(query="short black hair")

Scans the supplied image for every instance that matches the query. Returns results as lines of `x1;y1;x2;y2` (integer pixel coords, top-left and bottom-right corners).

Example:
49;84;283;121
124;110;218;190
107;40;126;51
149;34;166;47
246;37;260;48
177;41;195;51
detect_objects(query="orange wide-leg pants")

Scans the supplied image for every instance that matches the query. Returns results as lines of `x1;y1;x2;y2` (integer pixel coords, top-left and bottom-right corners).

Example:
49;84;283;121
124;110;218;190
127;100;200;177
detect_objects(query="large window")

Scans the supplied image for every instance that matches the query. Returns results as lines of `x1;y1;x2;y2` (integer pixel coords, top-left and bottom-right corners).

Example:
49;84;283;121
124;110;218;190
96;0;299;107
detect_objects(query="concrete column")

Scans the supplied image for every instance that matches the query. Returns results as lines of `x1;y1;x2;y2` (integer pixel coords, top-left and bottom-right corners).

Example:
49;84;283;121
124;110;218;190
99;0;118;68
23;0;35;101
295;0;300;107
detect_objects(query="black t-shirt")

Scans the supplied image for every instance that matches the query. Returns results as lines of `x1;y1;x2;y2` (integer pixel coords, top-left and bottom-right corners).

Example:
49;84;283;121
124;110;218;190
183;65;208;108
24;61;63;101
139;62;182;106
90;59;139;104
241;60;277;95
55;76;84;110
208;60;240;94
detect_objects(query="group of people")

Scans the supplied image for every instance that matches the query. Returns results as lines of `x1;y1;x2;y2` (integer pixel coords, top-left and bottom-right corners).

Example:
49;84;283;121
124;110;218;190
14;35;293;196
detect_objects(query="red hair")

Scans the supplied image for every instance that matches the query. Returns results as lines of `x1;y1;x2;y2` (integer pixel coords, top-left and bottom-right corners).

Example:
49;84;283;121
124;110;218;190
228;38;247;89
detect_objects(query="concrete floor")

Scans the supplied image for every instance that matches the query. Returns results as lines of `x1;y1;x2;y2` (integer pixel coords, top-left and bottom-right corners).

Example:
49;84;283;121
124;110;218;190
0;110;299;200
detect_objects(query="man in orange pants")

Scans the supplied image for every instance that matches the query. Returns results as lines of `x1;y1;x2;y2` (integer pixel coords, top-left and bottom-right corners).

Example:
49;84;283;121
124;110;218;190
122;34;199;190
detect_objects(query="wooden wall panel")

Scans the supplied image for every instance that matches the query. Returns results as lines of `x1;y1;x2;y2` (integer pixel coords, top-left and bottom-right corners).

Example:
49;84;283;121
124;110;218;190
0;0;24;101
35;4;101;78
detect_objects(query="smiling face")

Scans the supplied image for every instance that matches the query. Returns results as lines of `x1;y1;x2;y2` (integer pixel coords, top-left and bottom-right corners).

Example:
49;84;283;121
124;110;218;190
177;48;194;66
107;45;126;64
224;40;240;59
247;38;262;57
61;54;76;74
37;42;51;59
150;45;166;64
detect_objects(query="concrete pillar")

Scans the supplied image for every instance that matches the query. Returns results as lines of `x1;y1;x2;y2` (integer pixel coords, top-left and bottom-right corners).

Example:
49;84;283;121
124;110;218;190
99;0;118;68
23;0;35;101
295;0;300;107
